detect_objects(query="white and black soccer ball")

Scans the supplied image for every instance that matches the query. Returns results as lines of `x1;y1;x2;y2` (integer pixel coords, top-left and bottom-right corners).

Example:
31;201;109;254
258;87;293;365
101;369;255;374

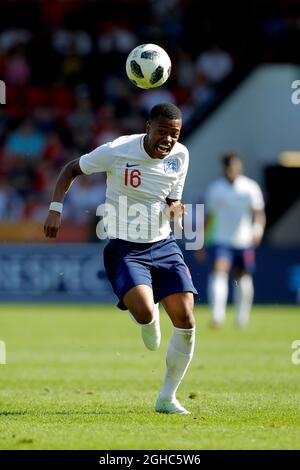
125;44;171;89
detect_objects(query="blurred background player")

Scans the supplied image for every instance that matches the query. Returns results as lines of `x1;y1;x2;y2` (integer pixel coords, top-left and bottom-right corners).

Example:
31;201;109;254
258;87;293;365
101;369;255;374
44;103;198;414
205;152;266;328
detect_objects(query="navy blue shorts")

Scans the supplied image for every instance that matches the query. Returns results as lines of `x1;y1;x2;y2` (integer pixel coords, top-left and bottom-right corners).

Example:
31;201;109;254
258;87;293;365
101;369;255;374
103;235;198;310
208;244;256;273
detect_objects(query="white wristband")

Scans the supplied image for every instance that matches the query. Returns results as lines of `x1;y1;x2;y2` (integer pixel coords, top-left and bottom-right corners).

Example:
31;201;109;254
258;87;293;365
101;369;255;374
49;202;63;214
252;222;264;239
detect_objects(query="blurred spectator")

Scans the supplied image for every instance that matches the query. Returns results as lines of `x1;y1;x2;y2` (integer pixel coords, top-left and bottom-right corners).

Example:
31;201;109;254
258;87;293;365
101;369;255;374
192;73;216;108
94;104;123;147
6;159;37;199
97;21;138;54
40;2;81;29
175;50;195;89
52;28;92;56
179;93;198;124
195;43;233;84
33;107;57;133
102;75;129;105
43;132;67;166
60;44;85;87
0;178;24;220
4;46;31;86
25;196;48;222
67;94;95;153
139;88;176;114
0;29;32;53
4;119;46;160
149;0;184;48
150;0;181;18
66;175;106;223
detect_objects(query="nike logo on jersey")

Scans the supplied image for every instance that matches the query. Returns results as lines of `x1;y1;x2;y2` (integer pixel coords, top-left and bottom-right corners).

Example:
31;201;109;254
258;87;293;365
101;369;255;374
126;163;140;168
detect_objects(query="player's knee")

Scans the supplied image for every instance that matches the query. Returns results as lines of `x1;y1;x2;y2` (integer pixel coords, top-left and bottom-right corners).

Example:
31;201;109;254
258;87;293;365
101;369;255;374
167;294;195;328
214;259;230;273
174;307;195;329
129;304;155;325
182;311;195;329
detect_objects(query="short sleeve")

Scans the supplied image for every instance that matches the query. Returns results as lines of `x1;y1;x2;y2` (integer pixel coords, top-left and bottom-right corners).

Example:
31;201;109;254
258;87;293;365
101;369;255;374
167;150;189;200
250;182;265;210
79;142;116;175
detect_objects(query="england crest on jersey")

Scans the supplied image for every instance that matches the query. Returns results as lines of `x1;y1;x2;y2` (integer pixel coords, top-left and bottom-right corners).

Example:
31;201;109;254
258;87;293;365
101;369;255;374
164;158;179;174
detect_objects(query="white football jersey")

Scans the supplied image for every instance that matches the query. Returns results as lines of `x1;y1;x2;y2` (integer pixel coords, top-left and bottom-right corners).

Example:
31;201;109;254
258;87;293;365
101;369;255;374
205;175;264;248
79;134;189;242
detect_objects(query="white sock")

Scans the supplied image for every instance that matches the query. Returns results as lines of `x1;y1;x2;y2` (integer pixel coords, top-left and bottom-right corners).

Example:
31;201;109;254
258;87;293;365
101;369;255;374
159;327;195;401
129;303;161;350
234;275;254;327
208;272;228;325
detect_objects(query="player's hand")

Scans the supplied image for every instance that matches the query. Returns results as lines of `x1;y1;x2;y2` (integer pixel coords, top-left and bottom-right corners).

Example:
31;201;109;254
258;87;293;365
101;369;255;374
165;201;186;229
194;249;208;262
165;201;186;219
252;221;264;247
44;211;61;238
252;234;262;247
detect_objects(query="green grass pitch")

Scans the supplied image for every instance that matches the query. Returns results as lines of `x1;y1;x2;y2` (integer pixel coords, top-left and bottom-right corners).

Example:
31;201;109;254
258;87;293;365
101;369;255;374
0;304;299;450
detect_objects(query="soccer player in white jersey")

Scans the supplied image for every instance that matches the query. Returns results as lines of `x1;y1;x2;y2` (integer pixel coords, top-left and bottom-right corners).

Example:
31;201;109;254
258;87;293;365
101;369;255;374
205;153;265;328
44;103;198;414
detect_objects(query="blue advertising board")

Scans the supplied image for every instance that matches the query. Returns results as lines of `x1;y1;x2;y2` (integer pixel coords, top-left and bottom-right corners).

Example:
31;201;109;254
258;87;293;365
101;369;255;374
184;245;300;305
0;243;299;304
0;243;113;302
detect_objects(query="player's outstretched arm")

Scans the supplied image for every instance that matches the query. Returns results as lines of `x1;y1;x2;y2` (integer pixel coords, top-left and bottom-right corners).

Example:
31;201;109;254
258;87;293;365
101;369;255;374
252;209;266;246
44;159;83;238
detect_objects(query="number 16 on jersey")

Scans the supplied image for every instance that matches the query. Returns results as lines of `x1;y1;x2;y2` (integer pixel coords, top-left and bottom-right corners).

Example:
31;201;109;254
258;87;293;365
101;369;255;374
124;168;142;188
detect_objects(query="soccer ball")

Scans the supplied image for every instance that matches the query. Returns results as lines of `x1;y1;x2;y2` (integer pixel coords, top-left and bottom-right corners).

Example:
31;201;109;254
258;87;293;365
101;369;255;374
125;44;171;89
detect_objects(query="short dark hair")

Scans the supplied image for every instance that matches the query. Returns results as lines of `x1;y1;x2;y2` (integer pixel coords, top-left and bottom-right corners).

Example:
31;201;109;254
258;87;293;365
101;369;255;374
149;103;182;121
222;152;241;168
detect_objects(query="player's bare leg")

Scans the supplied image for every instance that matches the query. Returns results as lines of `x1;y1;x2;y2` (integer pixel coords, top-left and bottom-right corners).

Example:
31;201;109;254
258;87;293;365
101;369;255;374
233;269;254;328
123;285;161;350
155;292;195;415
208;258;230;328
